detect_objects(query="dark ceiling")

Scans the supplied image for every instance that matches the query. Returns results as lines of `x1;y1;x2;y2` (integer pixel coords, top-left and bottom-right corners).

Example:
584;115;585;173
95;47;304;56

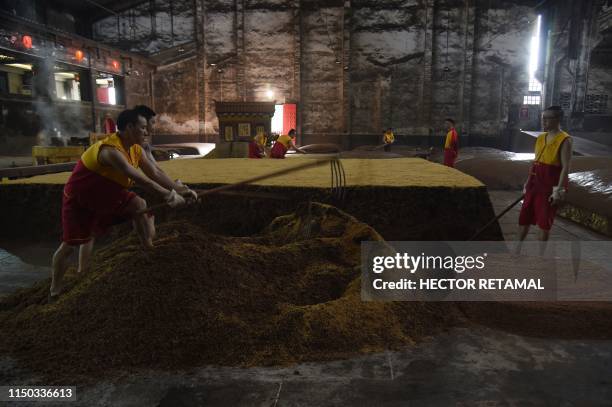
49;0;150;21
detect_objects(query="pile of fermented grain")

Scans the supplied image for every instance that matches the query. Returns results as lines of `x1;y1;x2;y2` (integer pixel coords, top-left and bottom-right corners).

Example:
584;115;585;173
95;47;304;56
0;203;460;379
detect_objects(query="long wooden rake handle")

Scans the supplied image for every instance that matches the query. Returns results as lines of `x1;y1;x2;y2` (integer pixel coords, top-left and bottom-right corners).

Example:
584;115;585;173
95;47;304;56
137;158;335;215
468;194;524;241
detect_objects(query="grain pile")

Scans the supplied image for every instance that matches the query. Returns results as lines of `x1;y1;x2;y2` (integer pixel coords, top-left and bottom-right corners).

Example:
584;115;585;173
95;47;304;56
5;157;482;188
1;158;501;242
0;203;460;379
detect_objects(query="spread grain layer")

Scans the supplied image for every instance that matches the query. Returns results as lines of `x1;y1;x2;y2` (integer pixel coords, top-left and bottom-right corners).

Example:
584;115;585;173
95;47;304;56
0;203;461;379
5;158;483;188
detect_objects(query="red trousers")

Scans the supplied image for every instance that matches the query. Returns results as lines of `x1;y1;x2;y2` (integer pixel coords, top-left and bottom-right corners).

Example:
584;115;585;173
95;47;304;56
444;148;457;167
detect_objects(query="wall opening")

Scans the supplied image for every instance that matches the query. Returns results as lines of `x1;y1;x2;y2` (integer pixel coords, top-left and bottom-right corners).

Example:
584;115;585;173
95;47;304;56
525;15;542;107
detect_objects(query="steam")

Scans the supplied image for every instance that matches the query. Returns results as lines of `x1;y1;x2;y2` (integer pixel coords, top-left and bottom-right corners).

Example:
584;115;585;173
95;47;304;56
32;47;90;146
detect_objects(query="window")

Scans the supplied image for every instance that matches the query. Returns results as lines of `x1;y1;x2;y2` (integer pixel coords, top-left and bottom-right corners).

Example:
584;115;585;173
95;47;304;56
95;72;123;105
529;78;542;92
53;64;91;102
1;62;33;95
54;72;81;101
238;123;251;138
224;126;233;141
523;95;541;105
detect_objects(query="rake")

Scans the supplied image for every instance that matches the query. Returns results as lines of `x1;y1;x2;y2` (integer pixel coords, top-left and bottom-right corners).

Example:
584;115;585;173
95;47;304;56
136;157;347;215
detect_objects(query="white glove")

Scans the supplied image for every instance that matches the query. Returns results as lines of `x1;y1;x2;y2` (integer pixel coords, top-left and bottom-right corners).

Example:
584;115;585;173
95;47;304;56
183;188;198;201
165;189;186;208
549;186;565;205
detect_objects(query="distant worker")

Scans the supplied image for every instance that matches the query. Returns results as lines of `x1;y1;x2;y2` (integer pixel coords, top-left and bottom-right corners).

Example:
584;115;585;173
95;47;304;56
383;128;395;152
517;105;572;246
443;118;459;167
49;109;197;301
248;132;267;159
270;129;305;158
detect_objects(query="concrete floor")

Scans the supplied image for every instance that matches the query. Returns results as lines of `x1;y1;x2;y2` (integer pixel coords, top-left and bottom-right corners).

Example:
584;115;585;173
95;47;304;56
1;326;611;406
1;191;611;405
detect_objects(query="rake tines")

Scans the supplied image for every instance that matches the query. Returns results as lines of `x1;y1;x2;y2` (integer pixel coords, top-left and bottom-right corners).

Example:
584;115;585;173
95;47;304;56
330;158;347;203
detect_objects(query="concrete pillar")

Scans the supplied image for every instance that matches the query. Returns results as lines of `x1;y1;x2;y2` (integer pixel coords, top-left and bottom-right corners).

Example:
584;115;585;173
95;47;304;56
460;0;477;139
341;0;351;149
292;0;301;142
195;0;207;141
235;0;246;102
419;0;435;136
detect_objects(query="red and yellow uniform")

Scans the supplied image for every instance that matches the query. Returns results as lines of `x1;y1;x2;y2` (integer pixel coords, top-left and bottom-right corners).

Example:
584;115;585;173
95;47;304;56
248;134;266;159
383;131;395;144
270;134;292;159
519;131;570;231
383;130;395;152
443;128;459;167
61;133;143;244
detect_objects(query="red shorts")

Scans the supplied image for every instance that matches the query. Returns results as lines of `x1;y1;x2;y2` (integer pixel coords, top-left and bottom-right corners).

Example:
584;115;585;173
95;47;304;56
444;149;457;167
270;142;288;159
62;161;136;245
518;188;557;231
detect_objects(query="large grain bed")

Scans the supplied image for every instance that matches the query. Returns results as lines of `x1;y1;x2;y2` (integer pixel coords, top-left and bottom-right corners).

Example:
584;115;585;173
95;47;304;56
0;158;502;241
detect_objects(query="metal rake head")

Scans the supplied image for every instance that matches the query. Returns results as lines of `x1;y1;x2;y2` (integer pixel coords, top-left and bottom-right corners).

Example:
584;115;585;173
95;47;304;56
330;158;347;203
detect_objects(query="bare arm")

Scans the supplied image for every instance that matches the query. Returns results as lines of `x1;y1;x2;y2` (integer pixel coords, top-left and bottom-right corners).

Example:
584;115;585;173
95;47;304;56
289;140;306;154
557;138;572;189
98;147;170;197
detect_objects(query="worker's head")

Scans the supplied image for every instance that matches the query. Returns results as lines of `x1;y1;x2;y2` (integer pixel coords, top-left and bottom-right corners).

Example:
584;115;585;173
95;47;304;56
133;105;157;137
542;106;563;131
288;129;296;136
386;127;392;132
117;109;147;147
445;118;455;130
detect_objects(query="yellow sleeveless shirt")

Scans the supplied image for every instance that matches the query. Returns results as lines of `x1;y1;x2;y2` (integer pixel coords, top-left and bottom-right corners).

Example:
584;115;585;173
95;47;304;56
384;131;395;143
534;131;570;166
276;134;292;148
80;133;143;188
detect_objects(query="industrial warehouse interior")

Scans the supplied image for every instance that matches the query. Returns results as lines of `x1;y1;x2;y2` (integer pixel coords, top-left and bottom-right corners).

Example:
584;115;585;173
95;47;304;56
1;0;612;405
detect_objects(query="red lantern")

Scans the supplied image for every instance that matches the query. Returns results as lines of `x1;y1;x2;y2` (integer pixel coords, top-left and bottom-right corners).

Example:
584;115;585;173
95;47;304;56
111;59;120;70
22;35;32;49
75;50;84;62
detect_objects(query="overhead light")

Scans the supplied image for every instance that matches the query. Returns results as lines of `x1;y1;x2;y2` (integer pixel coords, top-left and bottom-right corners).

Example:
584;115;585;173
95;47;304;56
335;60;341;64
6;63;32;70
266;90;274;99
55;72;76;79
178;47;185;52
209;63;217;66
75;50;84;62
111;59;120;70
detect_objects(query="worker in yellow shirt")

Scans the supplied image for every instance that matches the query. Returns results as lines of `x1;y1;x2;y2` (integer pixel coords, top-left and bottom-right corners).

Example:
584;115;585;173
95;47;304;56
443;119;459;167
49;109;197;301
518;106;572;244
270;129;305;158
249;132;267;158
383;128;395;152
